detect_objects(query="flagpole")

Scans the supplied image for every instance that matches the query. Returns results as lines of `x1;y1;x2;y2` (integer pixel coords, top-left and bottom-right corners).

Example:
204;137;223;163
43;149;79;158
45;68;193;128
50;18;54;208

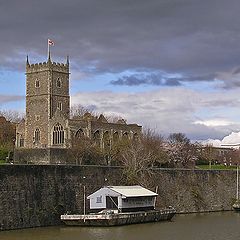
47;39;54;60
47;39;50;59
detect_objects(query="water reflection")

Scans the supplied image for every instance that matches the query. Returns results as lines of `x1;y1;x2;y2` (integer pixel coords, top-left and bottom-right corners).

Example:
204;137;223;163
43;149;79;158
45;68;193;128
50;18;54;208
1;212;240;240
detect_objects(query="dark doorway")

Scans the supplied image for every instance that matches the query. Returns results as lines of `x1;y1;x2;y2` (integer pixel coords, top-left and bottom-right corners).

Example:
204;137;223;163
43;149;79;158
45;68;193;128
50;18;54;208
106;196;118;209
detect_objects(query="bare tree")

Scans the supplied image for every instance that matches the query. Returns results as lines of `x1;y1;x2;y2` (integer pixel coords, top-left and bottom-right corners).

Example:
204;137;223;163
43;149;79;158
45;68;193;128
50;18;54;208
168;133;190;145
70;104;96;119
224;149;240;166
115;129;168;185
0;109;25;123
120;141;156;185
104;114;125;123
0;114;16;161
166;133;197;168
69;133;104;165
70;104;124;123
142;128;169;167
199;144;218;168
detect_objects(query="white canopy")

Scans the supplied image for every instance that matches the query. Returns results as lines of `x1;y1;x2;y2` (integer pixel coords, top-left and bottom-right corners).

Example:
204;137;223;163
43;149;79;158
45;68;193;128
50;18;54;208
87;185;158;199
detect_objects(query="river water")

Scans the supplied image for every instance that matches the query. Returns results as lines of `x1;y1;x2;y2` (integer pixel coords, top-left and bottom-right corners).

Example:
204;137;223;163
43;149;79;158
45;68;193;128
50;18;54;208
0;212;240;240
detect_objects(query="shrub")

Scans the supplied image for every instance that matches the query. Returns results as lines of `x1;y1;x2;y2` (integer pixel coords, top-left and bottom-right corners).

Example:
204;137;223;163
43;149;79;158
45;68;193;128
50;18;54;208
0;147;9;161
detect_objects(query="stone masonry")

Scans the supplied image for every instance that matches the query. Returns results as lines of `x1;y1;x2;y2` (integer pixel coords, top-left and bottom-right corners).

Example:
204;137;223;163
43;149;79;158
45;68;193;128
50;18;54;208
0;165;237;230
15;52;142;163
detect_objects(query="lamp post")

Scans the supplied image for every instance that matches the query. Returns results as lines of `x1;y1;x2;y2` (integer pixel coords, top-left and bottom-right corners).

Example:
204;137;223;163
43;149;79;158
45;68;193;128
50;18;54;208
236;150;239;203
236;165;239;202
12;137;16;164
83;176;86;222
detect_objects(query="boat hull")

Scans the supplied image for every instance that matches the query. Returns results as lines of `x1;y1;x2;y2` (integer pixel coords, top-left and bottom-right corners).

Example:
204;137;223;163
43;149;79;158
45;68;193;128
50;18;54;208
233;202;240;212
61;209;176;227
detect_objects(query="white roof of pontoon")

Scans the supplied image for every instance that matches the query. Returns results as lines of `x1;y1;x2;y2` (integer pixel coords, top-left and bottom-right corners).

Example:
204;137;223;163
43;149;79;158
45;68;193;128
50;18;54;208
107;185;158;197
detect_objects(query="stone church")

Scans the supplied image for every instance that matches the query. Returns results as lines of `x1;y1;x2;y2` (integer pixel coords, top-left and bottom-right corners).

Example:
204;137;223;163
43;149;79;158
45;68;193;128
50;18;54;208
15;53;142;164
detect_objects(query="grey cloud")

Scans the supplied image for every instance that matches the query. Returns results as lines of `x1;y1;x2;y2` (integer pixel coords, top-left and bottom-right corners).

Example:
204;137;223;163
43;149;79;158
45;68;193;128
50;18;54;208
222;81;240;89
232;67;240;75
215;68;240;89
1;0;240;81
111;74;164;86
71;88;240;140
111;73;216;86
0;95;24;104
164;78;181;86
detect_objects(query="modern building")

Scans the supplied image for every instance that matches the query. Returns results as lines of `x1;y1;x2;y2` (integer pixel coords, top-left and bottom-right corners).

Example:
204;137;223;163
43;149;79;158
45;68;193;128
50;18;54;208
14;52;141;164
87;186;158;212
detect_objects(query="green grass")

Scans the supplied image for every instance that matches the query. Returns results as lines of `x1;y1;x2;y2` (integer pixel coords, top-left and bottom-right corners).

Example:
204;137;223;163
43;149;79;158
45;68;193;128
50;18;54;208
0;160;6;165
196;164;237;170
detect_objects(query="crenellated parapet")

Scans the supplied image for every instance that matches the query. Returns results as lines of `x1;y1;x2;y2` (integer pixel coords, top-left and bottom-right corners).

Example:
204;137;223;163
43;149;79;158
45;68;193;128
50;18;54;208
50;62;69;73
26;57;69;74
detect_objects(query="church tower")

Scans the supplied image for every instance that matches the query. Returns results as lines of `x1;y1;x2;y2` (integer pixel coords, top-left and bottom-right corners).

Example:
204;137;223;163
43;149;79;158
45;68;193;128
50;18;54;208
24;53;70;149
15;47;142;165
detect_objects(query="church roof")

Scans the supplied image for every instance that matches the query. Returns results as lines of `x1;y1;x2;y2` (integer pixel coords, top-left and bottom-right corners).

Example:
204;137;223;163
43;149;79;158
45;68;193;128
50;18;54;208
117;119;127;124
98;114;108;123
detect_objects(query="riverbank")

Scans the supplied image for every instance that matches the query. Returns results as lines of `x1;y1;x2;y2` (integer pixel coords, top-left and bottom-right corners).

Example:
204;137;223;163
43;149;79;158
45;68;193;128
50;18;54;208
0;165;237;230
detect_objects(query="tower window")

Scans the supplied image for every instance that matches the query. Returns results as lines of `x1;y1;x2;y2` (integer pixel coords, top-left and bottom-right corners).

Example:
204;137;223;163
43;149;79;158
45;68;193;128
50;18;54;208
19;135;24;147
34;128;40;143
35;80;40;88
57;102;63;111
53;123;64;145
57;78;61;88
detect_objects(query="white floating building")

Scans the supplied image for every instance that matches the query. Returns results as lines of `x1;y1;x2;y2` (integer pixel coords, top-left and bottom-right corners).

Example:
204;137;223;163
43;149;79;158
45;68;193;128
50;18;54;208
87;186;158;212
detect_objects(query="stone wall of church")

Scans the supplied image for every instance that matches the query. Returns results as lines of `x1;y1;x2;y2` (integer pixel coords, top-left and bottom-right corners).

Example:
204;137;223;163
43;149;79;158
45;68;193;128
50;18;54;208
19;59;70;150
14;148;71;164
25;66;50;148
51;69;70;118
25;95;49;148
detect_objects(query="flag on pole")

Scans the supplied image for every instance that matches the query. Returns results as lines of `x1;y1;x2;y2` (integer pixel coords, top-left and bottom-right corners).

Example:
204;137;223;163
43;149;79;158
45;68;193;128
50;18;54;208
48;39;54;46
47;39;54;60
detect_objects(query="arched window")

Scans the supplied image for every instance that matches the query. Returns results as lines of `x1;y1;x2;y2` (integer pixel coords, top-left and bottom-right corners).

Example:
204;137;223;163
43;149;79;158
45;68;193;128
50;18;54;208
34;128;40;143
35;79;40;88
93;130;101;147
57;78;61;88
122;132;129;141
113;132;119;143
19;135;24;147
133;133;139;142
103;131;110;151
53;123;64;145
76;129;84;138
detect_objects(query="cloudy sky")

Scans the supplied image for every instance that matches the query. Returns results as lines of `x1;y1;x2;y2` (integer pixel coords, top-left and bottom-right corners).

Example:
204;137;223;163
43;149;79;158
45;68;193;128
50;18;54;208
1;0;240;143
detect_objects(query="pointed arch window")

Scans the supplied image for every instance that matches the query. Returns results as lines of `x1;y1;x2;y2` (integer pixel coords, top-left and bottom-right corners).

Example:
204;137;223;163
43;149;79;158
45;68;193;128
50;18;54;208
34;128;40;143
93;130;101;147
53;123;64;145
103;131;110;151
57;78;61;88
113;132;119;143
132;133;139;141
19;134;24;147
122;132;129;141
76;129;84;138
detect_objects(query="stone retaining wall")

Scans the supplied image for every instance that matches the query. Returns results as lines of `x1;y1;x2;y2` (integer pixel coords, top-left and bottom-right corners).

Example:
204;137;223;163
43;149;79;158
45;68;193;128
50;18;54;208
0;165;236;230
